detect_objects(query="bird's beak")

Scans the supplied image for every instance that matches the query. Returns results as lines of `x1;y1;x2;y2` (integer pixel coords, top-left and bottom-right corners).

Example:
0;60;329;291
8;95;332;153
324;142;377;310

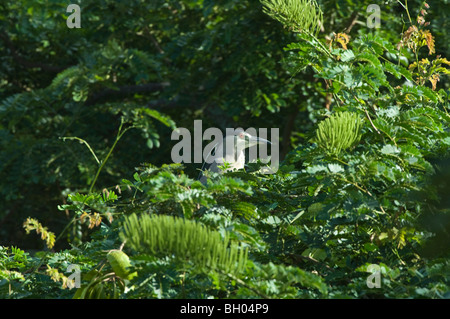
248;135;271;146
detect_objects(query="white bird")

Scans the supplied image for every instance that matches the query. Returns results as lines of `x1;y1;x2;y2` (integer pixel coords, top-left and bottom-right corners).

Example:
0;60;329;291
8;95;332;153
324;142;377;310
198;129;271;184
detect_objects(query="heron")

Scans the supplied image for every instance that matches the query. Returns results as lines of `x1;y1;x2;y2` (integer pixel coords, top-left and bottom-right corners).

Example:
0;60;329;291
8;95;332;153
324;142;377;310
198;129;272;184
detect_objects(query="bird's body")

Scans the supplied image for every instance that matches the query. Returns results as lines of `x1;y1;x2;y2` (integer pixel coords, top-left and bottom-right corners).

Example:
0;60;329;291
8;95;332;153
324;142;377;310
199;129;271;184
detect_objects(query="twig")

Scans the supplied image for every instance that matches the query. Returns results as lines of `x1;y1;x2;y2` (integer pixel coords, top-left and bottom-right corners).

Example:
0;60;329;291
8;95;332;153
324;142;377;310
88;118;134;194
364;108;381;135
290;253;333;271
60;137;100;164
143;26;165;54
225;273;271;299
340;176;373;196
343;11;359;33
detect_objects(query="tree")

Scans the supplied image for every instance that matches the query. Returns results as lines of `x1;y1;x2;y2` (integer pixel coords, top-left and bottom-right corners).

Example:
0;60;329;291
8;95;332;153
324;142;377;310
0;0;449;299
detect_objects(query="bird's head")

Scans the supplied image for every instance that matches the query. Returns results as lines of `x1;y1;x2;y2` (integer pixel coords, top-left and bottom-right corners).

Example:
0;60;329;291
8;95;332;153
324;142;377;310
233;129;272;150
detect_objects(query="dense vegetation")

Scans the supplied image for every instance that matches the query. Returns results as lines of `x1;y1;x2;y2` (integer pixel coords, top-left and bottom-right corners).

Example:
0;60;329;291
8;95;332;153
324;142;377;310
0;0;449;299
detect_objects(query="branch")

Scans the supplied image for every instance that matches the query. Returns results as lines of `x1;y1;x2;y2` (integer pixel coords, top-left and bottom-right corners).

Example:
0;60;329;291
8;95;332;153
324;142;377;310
143;26;165;54
343;11;359;33
288;253;334;271
85;82;170;106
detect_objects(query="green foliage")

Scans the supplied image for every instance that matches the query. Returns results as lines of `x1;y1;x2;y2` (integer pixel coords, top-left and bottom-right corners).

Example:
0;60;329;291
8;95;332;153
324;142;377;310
120;213;248;276
261;0;323;34
1;0;449;300
22;218;56;249
0;247;28;282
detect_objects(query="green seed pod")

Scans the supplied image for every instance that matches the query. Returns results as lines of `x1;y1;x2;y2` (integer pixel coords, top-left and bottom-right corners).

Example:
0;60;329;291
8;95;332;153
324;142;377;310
107;250;137;280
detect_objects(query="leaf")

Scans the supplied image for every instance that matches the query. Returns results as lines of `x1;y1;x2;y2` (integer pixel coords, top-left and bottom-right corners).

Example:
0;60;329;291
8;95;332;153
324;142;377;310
22;218;55;249
396;65;414;82
421;30;435;55
377;105;400;119
380;144;400;155
328;163;344;173
356;52;382;68
363;243;378;252
305;164;328;174
383;62;402;79
442;137;450;146
262;215;282;226
335;33;349;50
401;85;438;102
231;202;259;219
340;49;355;62
140;108;176;128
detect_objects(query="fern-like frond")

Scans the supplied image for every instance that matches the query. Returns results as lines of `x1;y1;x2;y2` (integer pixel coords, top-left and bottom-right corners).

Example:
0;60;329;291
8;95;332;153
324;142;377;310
314;112;362;155
50;66;81;88
260;0;323;34
120;214;248;276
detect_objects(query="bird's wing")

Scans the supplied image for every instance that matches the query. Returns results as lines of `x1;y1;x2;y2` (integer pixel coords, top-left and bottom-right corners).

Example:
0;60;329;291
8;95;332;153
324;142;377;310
198;161;219;185
198;141;221;181
200;141;220;172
